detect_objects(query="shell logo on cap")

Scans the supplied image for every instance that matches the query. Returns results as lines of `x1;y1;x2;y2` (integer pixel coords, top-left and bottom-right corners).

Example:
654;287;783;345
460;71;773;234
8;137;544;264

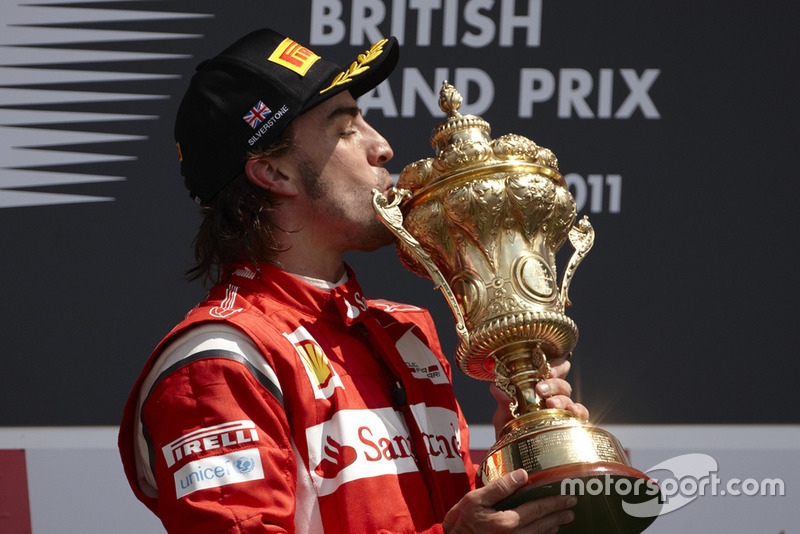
268;37;320;76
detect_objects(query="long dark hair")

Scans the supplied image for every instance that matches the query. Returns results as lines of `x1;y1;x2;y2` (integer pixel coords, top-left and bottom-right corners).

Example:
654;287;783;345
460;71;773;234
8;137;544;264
186;126;294;286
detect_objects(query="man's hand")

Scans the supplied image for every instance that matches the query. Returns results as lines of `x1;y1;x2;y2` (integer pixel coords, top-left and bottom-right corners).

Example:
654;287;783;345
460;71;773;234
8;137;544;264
491;357;589;437
441;469;577;534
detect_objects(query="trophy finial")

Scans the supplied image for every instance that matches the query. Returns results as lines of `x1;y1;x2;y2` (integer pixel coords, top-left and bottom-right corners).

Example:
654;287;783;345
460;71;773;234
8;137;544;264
430;82;491;154
438;81;463;117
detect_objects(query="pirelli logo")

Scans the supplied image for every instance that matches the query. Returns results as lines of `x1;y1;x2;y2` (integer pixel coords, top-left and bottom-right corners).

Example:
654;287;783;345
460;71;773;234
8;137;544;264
268;38;320;76
162;420;260;468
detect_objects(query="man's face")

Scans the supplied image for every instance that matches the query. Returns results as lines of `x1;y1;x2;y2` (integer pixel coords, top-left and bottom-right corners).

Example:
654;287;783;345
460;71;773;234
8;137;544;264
286;91;396;252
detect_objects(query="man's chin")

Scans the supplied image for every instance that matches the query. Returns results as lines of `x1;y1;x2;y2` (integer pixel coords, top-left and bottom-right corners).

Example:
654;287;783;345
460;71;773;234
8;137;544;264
356;225;396;252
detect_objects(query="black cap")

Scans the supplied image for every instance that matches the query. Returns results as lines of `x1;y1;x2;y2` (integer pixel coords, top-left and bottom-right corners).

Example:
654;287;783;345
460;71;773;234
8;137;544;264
175;29;399;205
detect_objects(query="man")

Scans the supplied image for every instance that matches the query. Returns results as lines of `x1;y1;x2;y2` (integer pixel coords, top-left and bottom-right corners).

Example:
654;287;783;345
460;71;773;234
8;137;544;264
119;28;588;533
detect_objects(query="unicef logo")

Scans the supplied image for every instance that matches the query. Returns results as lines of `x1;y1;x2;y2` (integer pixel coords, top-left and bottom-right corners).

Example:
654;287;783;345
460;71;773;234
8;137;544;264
233;456;256;475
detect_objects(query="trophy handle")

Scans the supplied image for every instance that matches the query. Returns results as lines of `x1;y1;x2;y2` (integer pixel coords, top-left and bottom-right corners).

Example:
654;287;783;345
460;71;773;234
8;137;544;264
373;187;470;345
560;216;595;307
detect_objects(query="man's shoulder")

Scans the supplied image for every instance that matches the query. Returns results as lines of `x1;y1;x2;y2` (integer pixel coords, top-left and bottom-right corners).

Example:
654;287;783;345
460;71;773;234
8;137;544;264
367;298;438;337
367;298;429;316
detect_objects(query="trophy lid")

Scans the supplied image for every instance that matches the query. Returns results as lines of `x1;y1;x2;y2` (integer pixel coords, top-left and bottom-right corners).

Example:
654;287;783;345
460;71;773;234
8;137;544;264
397;81;561;195
430;81;492;155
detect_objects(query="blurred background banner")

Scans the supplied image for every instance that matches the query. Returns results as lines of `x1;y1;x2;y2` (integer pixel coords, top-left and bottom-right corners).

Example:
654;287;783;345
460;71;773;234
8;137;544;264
1;1;797;531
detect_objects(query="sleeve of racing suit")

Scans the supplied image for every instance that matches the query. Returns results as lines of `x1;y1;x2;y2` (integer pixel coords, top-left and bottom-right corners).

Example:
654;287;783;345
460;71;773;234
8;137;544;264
140;348;296;534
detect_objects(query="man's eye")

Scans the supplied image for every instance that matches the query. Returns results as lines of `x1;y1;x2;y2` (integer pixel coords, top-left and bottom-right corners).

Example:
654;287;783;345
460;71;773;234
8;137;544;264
341;129;356;137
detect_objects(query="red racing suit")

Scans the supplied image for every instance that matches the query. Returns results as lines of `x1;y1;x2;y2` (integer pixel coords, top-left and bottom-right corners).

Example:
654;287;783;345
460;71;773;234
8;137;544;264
119;263;477;533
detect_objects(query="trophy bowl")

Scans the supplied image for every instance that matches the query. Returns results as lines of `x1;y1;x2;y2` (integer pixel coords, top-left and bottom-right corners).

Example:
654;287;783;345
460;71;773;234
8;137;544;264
373;82;661;533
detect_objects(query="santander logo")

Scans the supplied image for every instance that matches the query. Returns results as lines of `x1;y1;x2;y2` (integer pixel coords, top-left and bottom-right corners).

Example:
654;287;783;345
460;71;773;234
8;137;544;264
306;406;466;497
314;435;358;479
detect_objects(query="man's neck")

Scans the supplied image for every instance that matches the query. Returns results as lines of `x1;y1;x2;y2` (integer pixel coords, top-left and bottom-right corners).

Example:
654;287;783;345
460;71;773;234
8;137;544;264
269;194;350;283
271;246;347;284
291;270;349;290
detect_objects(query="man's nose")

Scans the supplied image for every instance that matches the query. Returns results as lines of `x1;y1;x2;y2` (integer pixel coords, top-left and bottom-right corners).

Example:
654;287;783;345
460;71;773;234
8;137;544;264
367;125;393;166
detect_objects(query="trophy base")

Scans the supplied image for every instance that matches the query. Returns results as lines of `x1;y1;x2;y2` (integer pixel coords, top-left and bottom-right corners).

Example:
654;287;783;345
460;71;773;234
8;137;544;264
478;410;661;533
496;463;660;534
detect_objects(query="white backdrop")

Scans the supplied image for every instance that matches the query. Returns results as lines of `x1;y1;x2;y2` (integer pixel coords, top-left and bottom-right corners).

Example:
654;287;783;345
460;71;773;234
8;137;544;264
1;426;797;533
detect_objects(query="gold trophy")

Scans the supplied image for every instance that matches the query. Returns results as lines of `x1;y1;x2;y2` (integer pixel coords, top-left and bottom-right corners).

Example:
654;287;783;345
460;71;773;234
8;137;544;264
373;82;660;533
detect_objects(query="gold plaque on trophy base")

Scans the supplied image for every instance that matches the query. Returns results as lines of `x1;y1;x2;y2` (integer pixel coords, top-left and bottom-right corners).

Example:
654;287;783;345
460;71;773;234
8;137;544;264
481;408;660;533
373;82;661;532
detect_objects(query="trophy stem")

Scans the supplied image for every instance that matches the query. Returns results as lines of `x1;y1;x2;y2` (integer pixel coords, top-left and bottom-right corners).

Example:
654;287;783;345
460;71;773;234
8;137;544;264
494;341;552;417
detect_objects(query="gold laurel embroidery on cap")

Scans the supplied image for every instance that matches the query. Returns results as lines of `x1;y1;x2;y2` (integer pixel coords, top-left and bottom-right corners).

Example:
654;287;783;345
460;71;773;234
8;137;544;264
319;39;388;94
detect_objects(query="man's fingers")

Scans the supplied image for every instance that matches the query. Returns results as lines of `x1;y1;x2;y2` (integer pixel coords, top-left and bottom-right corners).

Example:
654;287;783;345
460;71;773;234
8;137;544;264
547;358;571;379
490;382;513;402
543;395;589;420
565;402;590;421
536;378;589;420
442;470;580;534
515;494;577;532
536;377;572;399
475;468;529;505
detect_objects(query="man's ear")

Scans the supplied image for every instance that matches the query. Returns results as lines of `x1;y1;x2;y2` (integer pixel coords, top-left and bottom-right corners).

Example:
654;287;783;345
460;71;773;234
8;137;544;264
245;157;300;196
